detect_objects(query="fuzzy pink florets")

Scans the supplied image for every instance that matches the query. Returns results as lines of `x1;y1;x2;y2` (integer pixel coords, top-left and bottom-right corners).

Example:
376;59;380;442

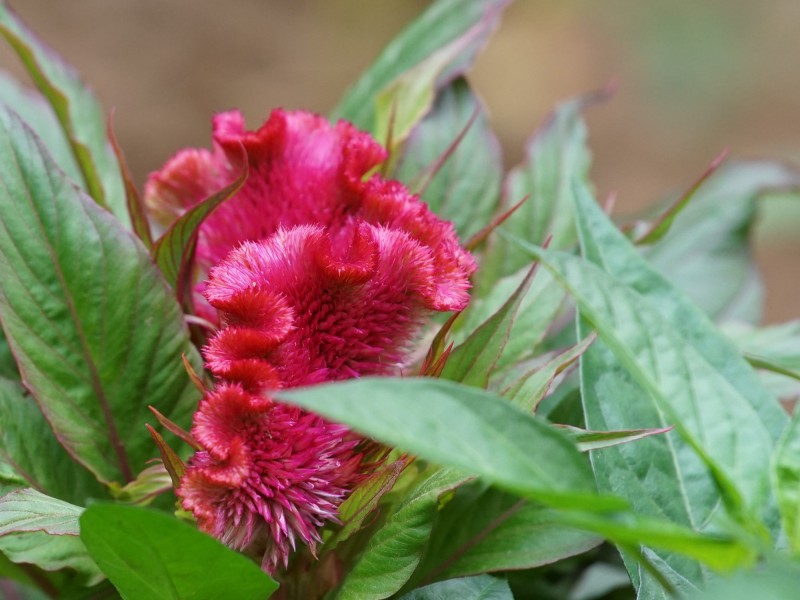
146;109;475;572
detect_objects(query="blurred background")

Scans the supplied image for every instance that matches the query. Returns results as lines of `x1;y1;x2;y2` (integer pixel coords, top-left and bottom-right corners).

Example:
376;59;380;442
2;0;798;321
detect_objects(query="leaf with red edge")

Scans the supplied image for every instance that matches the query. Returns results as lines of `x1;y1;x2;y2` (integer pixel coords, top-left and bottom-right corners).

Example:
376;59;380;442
421;312;460;376
465;194;528;252
327;457;409;550
631;149;728;245
152;156;247;297
0;107;202;486
441;265;537;387
145;425;185;489
332;0;510;131
0;1;127;225
394;78;503;241
484;86;611;280
502;334;596;413
109;112;152;249
148;405;199;450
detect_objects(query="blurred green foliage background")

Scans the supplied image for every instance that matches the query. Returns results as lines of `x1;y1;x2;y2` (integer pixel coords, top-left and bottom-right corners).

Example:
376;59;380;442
3;0;798;321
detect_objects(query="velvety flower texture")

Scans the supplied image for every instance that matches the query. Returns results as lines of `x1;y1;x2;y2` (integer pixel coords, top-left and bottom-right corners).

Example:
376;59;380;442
146;109;475;571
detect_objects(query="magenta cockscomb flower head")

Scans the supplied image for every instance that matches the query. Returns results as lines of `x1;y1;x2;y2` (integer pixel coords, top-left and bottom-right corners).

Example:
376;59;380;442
177;383;364;572
145;108;475;320
155;109;476;571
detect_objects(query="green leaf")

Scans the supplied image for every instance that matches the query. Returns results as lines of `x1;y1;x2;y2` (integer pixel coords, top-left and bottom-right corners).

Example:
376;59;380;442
331;0;509;130
398;575;512;600
483;89;605;281
724;321;800;398
393;78;501;240
512;187;785;589
632;150;728;246
0;488;81;536
0;532;99;580
549;512;754;572
152;160;247;295
335;467;471;600
441;266;535;387
568;182;788;441
0;378;104;504
771;405;800;553
0;70;81;183
502;335;594;413
0;107;202;485
643;160;800;323
327;457;407;549
557;425;673;453
0;488;99;579
278;377;618;511
0;2;127;225
80;504;277;600
684;560;800;600
0;329;18;381
408;482;600;586
455;264;565;376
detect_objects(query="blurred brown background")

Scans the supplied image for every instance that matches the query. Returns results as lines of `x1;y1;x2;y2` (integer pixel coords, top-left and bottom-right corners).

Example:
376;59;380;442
3;0;799;322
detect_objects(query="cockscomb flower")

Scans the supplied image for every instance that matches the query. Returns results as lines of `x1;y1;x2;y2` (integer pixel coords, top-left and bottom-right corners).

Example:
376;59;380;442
153;109;476;572
145;109;475;321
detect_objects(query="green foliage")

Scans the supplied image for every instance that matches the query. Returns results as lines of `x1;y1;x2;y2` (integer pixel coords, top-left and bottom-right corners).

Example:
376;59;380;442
398;574;513;600
80;504;277;600
0;488;99;580
0;378;104;504
407;482;600;586
393;78;502;241
279;378;606;510
331;0;509;131
0;1;127;225
643;161;800;323
0;108;201;486
334;468;472;600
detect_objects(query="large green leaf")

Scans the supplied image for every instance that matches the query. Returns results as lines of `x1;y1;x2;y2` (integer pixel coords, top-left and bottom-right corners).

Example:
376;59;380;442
331;0;509;130
80;504;277;600
399;575;512;600
0;378;104;504
278;377;608;510
0;107;202;485
568;183;788;441
407;482;600;586
513;188;786;593
285;379;750;579
0;2;127;225
643;160;800;323
0;488;98;579
335;467;471;600
392;78;501;240
483;90;603;282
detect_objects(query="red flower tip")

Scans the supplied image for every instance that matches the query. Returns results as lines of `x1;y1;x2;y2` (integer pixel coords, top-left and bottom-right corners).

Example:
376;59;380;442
179;383;363;572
